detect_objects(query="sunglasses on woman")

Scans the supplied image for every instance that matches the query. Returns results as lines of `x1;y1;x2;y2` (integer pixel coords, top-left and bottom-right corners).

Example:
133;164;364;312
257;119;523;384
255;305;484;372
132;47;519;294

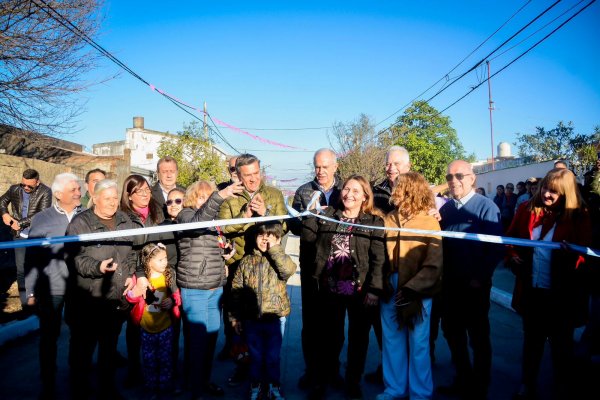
166;198;183;206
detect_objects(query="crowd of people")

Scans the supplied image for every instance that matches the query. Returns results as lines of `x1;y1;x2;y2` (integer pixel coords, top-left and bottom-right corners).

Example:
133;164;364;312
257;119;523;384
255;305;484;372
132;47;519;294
1;148;599;400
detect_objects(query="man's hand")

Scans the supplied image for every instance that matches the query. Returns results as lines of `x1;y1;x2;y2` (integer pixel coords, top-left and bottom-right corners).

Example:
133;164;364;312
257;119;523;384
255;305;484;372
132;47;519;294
428;208;441;222
2;213;13;226
99;258;117;274
27;296;36;307
248;193;267;216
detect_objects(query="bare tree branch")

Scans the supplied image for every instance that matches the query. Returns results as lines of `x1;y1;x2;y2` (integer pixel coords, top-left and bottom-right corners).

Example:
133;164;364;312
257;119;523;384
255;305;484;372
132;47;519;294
0;0;104;135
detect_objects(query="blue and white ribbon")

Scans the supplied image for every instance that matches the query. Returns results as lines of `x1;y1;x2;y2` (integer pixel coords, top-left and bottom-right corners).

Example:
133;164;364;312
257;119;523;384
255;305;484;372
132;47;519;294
1;191;599;258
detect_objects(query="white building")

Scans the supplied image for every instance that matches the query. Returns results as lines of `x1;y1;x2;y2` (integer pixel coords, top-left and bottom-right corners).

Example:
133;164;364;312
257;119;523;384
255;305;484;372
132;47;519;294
92;117;228;180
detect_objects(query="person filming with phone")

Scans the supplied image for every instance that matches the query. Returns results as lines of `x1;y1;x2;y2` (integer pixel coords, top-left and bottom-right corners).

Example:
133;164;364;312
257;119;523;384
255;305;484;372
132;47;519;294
176;179;243;399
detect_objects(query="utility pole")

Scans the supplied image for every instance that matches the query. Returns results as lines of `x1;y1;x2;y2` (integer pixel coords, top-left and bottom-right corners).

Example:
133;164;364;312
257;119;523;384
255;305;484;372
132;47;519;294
487;61;495;171
203;101;208;139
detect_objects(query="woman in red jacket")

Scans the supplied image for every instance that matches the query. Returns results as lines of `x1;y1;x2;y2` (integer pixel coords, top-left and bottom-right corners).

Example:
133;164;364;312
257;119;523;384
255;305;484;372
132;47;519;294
506;168;592;400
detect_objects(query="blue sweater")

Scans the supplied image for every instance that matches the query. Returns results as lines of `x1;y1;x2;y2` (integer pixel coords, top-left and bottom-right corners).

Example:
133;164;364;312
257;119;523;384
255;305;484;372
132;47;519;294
25;205;83;297
439;193;503;286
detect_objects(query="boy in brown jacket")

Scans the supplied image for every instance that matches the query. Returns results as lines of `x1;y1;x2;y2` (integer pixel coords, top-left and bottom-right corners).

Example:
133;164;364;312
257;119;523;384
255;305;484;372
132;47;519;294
230;222;296;400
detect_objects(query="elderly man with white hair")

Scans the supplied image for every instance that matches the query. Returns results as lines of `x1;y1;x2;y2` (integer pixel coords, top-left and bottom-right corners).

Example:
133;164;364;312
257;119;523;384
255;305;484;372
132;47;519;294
290;148;343;390
24;172;83;399
372;146;411;214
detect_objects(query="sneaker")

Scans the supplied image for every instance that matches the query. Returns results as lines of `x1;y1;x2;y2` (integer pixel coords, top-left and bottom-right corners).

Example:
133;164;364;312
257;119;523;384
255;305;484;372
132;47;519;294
249;384;262;400
268;384;285;400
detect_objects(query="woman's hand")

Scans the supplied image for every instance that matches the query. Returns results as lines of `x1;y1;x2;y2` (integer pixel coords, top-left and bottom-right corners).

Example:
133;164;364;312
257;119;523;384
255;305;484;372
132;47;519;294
135;277;150;299
364;292;379;306
161;297;174;310
218;181;244;199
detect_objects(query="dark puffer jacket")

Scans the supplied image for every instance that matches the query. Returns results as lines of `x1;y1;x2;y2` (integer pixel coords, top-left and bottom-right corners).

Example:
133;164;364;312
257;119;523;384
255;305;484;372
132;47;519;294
303;207;386;296
65;209;139;308
176;192;227;290
0;183;52;234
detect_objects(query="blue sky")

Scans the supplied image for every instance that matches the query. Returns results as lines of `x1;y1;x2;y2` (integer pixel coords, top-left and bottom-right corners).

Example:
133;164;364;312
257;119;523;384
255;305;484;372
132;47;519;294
69;0;600;191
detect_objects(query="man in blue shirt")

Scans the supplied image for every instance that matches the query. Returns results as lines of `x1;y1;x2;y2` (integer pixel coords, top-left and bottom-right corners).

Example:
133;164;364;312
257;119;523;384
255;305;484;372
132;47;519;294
438;160;503;400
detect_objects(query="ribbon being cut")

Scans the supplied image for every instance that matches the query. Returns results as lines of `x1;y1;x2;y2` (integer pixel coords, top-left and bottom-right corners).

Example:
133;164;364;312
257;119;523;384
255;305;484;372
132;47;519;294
1;193;599;258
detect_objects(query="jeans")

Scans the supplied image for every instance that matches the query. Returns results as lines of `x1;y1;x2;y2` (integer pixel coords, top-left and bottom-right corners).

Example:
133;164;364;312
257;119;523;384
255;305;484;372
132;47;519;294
381;274;433;399
245;318;283;385
181;287;223;395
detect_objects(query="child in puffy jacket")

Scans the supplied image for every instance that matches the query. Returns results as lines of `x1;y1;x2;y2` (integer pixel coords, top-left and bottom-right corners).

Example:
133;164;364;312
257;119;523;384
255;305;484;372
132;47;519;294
127;242;181;396
230;222;296;400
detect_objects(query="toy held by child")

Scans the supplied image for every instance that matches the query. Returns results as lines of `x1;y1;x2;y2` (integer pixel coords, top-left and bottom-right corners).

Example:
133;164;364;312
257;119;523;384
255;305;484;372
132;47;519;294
127;242;181;396
229;222;296;400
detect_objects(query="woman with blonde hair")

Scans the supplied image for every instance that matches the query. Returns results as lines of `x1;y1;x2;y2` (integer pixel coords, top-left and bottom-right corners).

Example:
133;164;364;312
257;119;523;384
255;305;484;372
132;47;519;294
506;168;592;400
303;174;386;399
176;179;242;399
376;172;443;400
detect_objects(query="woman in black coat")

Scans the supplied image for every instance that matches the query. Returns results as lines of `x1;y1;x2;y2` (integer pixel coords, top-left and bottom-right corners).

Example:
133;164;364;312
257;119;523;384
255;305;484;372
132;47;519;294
65;179;138;399
303;175;386;399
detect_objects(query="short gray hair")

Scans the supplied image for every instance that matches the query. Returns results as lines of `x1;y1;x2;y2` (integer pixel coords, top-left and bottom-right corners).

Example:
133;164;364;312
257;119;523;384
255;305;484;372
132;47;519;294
94;179;118;197
51;173;80;195
386;145;410;163
313;148;337;166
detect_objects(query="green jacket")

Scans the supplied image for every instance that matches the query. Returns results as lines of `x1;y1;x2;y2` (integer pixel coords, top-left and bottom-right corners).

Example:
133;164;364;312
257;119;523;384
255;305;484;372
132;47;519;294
230;244;296;321
218;183;288;265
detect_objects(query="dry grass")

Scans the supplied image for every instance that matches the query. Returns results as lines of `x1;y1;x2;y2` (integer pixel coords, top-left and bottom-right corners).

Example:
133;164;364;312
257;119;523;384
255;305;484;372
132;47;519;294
1;279;22;324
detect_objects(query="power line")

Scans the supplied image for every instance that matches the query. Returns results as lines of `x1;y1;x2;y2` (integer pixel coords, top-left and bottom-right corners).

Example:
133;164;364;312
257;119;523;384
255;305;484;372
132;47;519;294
377;0;564;137
439;0;596;114
374;0;533;128
423;0;561;104
489;0;586;63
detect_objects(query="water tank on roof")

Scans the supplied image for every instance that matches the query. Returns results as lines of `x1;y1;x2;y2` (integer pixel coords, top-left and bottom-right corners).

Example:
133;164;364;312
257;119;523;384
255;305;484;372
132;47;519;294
498;142;511;158
133;116;144;129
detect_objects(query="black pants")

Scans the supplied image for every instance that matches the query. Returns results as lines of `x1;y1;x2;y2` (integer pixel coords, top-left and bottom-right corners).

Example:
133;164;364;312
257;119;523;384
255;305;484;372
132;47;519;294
38;294;65;389
300;270;321;377
67;299;126;396
441;284;492;394
521;288;574;392
318;291;374;384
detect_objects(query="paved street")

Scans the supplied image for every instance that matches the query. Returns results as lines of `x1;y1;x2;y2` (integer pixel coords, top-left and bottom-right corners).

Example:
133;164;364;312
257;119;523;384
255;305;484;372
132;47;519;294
0;235;595;399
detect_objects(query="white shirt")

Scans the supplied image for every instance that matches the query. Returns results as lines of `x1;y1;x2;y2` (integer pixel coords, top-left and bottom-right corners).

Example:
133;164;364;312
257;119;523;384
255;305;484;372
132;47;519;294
530;223;556;289
453;189;476;209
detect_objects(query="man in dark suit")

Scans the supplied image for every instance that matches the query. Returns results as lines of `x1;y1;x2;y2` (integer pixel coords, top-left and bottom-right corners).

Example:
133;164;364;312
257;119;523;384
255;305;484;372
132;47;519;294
151;156;185;217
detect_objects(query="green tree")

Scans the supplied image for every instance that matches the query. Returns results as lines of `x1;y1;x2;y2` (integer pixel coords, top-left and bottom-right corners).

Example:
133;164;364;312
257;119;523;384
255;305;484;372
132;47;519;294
515;122;600;173
385;100;472;185
157;121;228;187
330;114;386;183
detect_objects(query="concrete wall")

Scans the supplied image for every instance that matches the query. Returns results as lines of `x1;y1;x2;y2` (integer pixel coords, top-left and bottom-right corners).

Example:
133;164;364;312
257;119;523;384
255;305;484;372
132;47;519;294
475;160;555;197
0;154;132;198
